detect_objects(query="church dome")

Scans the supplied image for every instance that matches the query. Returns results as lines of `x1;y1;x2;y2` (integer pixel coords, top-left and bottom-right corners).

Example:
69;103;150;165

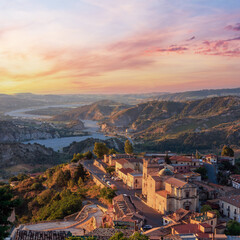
159;167;173;176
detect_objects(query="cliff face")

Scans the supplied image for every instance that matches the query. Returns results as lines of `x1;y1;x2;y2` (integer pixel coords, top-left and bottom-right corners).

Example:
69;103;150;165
0;121;60;142
0;142;60;168
0;120;85;143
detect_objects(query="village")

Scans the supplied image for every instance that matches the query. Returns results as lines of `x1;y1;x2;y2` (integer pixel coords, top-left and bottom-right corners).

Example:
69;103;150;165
10;145;240;240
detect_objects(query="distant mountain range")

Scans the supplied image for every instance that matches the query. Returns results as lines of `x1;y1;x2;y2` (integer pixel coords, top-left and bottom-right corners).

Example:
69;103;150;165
149;88;240;102
1;87;239;115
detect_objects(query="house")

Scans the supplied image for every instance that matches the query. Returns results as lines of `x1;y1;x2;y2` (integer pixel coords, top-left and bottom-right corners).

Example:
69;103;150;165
118;168;134;184
144;226;171;239
171;164;191;173
219;195;240;221
142;159;198;214
190;211;217;230
230;175;240;189
115;159;132;174
127;172;142;190
170;156;201;169
205;154;217;164
104;154;135;167
15;230;70;240
162;208;191;226
112;194;145;228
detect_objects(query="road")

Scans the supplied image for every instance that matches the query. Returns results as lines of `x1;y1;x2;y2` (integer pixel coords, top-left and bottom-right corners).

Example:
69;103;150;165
83;160;163;227
203;163;217;184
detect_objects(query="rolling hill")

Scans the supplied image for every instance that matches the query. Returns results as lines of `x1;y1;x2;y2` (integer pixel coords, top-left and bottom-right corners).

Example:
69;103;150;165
52;100;131;121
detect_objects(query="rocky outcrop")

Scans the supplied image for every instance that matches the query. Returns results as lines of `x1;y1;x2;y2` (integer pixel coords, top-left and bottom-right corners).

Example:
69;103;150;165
0;120;85;142
0;142;60;168
63;137;124;155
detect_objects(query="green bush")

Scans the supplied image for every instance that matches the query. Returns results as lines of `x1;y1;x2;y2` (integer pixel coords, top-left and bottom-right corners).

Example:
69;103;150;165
100;187;116;202
35;190;82;221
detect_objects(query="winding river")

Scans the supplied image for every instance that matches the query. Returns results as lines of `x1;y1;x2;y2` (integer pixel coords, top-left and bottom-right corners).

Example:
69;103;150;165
5;106;109;151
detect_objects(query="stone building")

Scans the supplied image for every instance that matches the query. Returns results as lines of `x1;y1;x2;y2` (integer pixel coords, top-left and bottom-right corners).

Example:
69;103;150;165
142;159;198;214
127;172;142;190
219;195;240;222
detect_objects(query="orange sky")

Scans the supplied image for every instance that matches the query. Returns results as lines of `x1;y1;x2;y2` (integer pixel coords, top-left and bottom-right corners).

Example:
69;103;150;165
0;0;240;94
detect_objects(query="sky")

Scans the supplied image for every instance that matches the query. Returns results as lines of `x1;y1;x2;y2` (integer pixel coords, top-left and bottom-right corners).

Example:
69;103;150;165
0;0;240;94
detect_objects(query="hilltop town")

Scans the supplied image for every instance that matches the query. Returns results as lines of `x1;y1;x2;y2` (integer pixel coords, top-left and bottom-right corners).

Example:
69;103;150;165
2;141;240;240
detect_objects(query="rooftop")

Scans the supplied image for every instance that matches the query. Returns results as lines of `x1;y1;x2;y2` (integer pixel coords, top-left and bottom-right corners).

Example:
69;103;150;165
129;172;142;177
156;190;170;198
116;159;129;165
165;177;187;188
199;223;212;228
173;224;199;234
220;195;240;208
170;156;193;162
86;228;134;238
119;168;134;175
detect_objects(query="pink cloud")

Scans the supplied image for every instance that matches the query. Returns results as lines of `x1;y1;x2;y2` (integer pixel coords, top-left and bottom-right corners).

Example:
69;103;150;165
225;23;240;31
195;36;240;57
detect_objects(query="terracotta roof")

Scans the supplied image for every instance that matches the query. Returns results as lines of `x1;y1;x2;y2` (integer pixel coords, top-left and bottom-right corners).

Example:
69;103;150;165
170;156;193;162
116;159;129;165
119;168;134;175
156;190;170;198
205;154;217;158
151;175;162;182
173;224;199;234
165;177;187;188
144;227;171;237
219;195;240;208
86;228;134;238
200;223;212;228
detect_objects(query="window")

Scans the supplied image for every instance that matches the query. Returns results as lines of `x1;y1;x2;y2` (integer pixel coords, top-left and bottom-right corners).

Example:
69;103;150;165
211;221;213;225
222;203;224;208
185;191;189;198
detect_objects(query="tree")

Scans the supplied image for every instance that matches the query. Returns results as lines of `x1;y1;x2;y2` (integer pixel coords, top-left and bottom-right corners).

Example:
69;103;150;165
0;186;20;240
109;148;117;154
195;150;201;159
225;220;240;235
129;232;149;240
200;204;212;213
93;142;109;158
221;145;234;157
124;140;133;154
109;232;127;240
73;164;88;183
100;187;116;202
106;166;115;175
164;154;171;164
84;151;93;160
194;167;208;180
